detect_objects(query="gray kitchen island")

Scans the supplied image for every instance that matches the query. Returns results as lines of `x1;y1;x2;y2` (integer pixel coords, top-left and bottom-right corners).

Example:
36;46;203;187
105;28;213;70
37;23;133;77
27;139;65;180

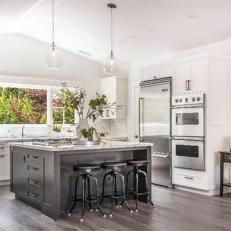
10;141;153;220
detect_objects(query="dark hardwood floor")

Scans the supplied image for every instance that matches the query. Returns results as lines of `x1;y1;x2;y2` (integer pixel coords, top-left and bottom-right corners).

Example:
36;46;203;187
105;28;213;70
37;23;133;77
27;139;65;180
1;185;231;231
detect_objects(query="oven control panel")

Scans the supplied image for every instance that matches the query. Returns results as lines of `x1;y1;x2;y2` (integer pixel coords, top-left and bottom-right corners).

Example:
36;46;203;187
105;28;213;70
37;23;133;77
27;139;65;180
172;93;205;106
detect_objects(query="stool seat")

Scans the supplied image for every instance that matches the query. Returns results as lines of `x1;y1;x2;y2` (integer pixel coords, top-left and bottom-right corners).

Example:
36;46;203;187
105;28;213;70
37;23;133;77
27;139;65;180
73;164;100;171
101;161;127;169
127;160;149;167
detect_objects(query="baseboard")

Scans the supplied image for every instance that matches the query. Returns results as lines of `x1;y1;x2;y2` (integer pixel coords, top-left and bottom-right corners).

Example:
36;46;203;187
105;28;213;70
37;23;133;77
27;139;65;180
175;185;218;196
0;180;10;186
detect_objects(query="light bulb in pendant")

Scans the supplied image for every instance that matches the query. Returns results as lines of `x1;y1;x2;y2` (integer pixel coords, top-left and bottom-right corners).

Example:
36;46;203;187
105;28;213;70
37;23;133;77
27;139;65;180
46;44;62;70
103;51;118;75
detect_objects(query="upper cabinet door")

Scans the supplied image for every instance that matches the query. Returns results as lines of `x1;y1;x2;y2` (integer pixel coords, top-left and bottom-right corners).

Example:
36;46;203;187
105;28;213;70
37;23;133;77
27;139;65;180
100;76;126;119
191;60;208;93
173;64;192;95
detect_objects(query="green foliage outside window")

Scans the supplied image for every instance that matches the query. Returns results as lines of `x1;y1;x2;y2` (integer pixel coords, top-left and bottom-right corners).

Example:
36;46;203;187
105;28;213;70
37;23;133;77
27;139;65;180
52;89;75;132
0;87;47;124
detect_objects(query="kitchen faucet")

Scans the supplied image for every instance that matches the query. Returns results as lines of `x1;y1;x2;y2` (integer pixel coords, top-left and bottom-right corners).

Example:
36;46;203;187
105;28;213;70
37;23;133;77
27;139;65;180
21;126;25;138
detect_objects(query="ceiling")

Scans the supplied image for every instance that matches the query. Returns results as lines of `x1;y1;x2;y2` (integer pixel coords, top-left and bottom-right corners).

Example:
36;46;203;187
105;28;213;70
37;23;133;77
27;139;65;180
1;0;231;64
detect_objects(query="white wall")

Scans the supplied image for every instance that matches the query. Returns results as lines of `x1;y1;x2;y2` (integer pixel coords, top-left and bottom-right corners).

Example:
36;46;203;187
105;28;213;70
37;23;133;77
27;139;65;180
0;33;105;101
0;33;108;137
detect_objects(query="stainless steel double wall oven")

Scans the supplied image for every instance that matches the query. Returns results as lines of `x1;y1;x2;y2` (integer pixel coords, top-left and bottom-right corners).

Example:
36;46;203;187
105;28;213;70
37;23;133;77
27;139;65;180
171;93;205;171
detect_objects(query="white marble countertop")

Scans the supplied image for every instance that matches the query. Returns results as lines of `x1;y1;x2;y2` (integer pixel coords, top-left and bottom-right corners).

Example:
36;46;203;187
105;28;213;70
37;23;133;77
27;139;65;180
0;136;128;143
10;141;153;152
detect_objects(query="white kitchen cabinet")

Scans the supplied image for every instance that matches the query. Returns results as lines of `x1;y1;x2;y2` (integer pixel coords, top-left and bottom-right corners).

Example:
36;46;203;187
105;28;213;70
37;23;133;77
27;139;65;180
139;55;231;194
100;76;126;119
0;143;10;182
191;60;208;93
173;60;208;95
173;63;191;95
172;168;209;191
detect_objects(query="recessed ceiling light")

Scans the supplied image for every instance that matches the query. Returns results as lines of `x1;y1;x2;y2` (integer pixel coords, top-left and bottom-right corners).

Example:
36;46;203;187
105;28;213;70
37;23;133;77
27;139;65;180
130;35;136;39
188;15;198;19
149;28;156;32
78;50;92;56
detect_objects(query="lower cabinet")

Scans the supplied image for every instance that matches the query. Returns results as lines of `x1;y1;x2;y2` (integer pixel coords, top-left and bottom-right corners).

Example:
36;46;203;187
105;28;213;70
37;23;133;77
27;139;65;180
11;147;59;219
172;167;209;191
11;147;43;207
0;144;10;182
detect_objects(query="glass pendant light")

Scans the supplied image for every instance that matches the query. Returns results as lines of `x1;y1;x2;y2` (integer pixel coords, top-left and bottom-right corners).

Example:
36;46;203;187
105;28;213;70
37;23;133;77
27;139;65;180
103;3;118;75
46;0;62;70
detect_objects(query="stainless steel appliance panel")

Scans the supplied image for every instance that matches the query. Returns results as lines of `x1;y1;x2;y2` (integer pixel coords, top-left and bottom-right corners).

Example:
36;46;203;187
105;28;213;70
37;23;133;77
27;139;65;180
139;84;170;139
172;107;204;137
139;77;172;187
172;138;205;171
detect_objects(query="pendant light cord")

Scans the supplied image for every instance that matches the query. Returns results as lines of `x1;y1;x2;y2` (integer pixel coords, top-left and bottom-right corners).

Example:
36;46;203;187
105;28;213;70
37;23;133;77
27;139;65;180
111;7;113;52
110;6;113;58
52;0;55;48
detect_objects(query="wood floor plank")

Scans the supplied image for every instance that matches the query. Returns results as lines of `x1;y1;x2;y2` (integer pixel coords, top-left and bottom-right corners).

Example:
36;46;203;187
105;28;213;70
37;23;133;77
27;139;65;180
1;185;231;231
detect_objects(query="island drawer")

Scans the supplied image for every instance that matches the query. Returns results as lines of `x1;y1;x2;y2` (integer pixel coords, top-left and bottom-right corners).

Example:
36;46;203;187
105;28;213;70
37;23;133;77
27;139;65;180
26;153;42;166
27;177;41;188
27;163;41;174
27;183;41;204
223;154;231;163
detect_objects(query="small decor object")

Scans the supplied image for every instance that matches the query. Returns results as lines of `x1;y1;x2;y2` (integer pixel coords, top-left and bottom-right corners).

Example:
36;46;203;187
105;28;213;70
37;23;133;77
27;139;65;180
59;87;120;141
46;0;62;70
103;3;118;75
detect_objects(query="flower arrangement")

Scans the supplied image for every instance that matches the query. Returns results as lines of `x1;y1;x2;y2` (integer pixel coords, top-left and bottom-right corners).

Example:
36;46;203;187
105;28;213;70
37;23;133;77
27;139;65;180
59;86;120;141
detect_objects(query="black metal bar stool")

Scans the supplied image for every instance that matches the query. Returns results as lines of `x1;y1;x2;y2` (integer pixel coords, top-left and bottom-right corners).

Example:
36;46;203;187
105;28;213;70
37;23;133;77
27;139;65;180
126;160;154;212
100;161;133;217
68;164;106;222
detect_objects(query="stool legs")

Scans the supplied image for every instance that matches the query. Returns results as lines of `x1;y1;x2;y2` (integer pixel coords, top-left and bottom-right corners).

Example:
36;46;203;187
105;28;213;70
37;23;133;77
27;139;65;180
135;169;139;212
69;173;106;222
80;176;86;222
88;175;106;218
68;176;79;216
101;170;132;217
127;166;154;212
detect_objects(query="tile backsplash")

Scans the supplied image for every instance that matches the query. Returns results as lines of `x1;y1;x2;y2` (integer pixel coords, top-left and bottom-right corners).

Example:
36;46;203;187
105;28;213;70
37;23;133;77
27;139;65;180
95;119;127;138
0;119;127;139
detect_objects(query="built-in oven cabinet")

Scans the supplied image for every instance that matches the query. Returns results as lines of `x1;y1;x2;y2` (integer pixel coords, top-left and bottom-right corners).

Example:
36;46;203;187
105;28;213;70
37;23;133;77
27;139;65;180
172;138;205;171
172;168;209;190
172;107;204;137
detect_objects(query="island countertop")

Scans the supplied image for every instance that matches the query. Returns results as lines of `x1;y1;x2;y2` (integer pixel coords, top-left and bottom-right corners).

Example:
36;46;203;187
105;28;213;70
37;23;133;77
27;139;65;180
10;141;153;152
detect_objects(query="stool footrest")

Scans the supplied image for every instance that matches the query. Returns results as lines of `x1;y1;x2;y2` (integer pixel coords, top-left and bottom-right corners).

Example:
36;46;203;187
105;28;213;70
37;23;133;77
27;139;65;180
129;191;150;196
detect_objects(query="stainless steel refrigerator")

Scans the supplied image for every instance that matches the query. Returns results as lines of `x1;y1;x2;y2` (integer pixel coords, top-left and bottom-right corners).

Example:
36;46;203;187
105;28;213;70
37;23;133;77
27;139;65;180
139;77;172;187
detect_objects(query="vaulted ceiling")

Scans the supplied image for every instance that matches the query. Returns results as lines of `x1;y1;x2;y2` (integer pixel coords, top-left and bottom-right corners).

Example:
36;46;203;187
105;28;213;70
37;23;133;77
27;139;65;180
1;0;231;64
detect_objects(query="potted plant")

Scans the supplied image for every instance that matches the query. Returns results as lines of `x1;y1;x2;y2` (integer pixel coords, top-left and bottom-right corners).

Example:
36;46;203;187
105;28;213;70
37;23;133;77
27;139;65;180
59;86;119;141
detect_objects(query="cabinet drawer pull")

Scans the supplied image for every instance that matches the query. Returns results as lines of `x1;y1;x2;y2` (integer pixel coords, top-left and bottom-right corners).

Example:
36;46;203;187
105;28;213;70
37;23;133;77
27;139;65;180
29;192;39;198
0;146;5;150
28;165;39;171
28;178;40;186
184;176;194;180
0;154;5;158
28;155;39;159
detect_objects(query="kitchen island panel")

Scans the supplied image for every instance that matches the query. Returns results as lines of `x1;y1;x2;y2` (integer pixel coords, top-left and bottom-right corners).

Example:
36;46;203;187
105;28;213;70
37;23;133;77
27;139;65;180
10;143;152;220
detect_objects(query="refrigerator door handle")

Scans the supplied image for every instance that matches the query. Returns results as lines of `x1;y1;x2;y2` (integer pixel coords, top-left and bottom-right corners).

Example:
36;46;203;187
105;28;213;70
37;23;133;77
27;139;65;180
152;153;170;159
139;97;144;141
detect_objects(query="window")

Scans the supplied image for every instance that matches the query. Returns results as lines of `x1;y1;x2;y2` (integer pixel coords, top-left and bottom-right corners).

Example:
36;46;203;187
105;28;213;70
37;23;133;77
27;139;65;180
0;87;47;124
52;89;75;132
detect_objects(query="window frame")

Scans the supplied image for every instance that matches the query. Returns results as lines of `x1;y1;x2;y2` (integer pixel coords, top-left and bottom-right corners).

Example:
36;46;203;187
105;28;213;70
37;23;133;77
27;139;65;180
51;87;77;131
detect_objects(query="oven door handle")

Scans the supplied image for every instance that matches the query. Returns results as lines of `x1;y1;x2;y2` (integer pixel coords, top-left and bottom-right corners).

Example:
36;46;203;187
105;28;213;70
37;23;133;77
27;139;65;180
171;136;205;142
138;97;144;141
